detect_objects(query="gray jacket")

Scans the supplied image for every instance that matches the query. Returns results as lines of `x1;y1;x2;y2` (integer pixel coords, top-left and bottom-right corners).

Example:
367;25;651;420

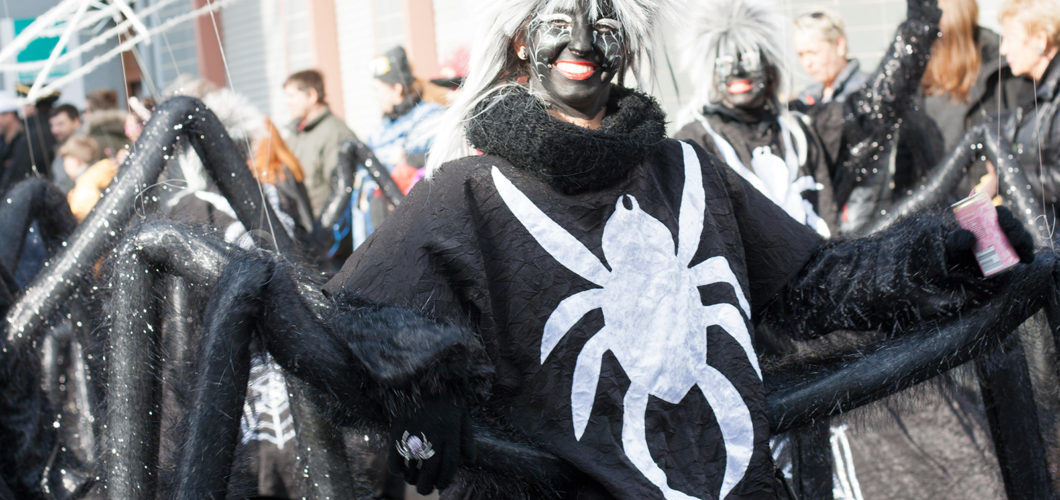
287;107;356;216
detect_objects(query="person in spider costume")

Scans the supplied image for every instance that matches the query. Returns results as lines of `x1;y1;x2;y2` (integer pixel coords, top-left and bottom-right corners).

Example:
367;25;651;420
0;1;1048;499
316;0;1034;496
673;0;946;237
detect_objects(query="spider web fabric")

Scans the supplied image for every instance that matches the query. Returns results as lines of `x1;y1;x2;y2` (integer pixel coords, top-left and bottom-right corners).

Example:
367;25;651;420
326;139;822;499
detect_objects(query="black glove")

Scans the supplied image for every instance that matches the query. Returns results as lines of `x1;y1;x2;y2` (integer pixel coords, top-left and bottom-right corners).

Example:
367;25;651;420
907;0;941;24
997;205;1036;263
944;205;1035;277
388;395;474;494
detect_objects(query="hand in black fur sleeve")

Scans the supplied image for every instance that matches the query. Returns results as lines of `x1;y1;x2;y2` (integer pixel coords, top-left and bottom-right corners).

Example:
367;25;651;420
945;205;1036;275
389;395;474;494
762;209;1032;339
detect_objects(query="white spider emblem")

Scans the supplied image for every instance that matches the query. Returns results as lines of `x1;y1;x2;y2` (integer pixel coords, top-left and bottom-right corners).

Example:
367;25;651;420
492;142;757;499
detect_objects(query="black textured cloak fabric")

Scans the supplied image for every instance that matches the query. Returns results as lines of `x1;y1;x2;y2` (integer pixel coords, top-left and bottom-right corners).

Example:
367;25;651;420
327;86;823;499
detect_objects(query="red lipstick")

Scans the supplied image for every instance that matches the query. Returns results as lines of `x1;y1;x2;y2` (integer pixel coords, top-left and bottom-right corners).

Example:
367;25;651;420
554;60;598;80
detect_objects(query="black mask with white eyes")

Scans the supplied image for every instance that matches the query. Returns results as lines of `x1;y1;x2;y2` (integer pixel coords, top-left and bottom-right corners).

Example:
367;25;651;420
526;1;626;121
712;42;776;111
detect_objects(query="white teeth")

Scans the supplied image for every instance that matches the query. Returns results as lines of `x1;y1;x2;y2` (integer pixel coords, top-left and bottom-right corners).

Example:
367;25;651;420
556;62;593;75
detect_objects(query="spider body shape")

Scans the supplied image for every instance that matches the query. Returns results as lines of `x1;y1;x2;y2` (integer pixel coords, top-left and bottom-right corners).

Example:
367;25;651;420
493;143;755;499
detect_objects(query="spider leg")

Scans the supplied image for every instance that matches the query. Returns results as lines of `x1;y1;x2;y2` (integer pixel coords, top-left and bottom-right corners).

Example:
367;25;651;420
620;387;695;500
689;256;750;317
174;254;265;498
0;177;76;275
765;252;1058;433
541;288;605;363
491;167;611;286
700;303;759;379
105;221;356;499
571;332;608;440
103;221;235;499
694;366;753;499
0;178;78;497
675;141;705;266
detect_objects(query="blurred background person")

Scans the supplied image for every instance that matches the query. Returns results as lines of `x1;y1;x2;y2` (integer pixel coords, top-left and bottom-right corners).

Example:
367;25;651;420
83;89;130;160
283;69;356;219
921;0;1035;197
15;83;58;174
793;8;869;105
0;90;40;194
118;97;155;163
49;103;83;192
61;134;117;223
974;0;1060;234
792;7;945;233
366;46;444;194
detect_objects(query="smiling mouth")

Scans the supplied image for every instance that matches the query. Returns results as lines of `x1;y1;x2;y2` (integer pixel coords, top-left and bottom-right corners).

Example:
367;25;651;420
727;79;753;94
555;60;598;80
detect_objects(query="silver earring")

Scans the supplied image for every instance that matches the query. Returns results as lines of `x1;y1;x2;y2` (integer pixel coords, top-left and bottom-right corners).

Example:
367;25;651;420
518;46;528;60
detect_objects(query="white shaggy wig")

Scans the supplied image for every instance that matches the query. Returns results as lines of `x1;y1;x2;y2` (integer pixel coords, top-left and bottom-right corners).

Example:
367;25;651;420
426;0;676;172
680;0;793;113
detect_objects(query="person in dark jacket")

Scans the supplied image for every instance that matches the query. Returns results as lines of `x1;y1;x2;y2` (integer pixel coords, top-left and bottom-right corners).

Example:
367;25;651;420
0;91;40;195
792;8;870;106
921;0;1036;198
283;69;357;218
673;0;941;237
975;0;1060;241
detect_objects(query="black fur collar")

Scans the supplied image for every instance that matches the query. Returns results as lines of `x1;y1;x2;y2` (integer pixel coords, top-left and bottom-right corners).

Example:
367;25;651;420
465;85;667;194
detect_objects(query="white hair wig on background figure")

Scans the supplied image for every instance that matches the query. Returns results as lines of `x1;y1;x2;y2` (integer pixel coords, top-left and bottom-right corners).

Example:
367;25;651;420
427;0;675;172
680;0;793;112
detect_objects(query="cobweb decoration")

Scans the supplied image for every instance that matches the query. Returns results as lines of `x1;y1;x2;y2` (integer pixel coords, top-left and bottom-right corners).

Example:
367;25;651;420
0;0;240;104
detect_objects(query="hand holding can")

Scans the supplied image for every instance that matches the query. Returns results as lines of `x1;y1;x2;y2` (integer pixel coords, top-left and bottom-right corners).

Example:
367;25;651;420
951;192;1020;277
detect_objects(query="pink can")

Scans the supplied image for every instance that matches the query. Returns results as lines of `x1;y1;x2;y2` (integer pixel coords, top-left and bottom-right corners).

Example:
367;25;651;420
951;192;1020;277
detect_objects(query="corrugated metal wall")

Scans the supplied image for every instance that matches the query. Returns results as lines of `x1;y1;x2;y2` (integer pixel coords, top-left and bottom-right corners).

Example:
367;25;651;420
220;0;270;114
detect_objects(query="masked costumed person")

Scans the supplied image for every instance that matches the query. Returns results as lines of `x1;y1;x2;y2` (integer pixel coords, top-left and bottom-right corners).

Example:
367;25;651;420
319;0;1036;497
674;0;943;236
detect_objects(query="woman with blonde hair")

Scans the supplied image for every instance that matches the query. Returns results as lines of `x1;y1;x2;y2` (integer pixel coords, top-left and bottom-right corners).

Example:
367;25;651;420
973;0;1060;240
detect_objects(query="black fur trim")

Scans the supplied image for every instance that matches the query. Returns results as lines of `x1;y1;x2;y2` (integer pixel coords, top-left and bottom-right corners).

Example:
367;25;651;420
762;208;1003;339
465;85;667;194
332;293;494;421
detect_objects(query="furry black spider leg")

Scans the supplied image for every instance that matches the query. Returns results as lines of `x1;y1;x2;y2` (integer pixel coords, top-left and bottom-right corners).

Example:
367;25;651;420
0;177;78;498
5;96;292;351
175;254;263;498
0;177;76;275
315;140;359;244
103;220;236;499
763;251;1057;432
979;123;1053;246
172;251;359;499
103;221;357;500
973;333;1053;500
862;125;985;235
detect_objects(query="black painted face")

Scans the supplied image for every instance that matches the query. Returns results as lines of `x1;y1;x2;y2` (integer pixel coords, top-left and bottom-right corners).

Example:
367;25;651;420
526;1;625;121
712;42;775;110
